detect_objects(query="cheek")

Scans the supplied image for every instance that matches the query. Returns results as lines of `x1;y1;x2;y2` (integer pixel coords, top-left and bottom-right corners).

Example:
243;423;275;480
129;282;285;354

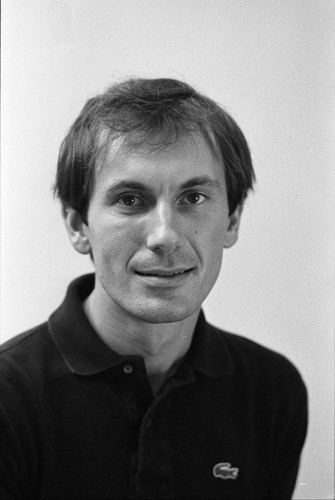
89;219;141;262
202;216;227;250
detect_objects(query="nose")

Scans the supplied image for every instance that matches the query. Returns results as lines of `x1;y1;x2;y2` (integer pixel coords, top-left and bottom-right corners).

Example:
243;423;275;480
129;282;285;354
145;203;181;254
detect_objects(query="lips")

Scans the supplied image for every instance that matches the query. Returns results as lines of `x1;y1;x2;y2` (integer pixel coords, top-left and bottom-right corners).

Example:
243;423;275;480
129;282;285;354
135;268;193;277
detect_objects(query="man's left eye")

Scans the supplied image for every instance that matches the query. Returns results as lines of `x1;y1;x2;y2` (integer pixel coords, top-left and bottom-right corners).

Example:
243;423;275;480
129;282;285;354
179;193;207;205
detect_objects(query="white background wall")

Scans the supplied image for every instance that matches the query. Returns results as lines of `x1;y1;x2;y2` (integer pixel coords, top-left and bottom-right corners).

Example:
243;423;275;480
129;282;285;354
1;1;334;498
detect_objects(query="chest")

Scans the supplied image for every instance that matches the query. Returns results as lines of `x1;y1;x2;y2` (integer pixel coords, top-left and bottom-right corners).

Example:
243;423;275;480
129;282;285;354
39;369;272;499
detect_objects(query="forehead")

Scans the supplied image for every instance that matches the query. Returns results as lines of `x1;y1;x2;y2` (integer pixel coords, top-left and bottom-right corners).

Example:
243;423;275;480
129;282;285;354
95;132;225;188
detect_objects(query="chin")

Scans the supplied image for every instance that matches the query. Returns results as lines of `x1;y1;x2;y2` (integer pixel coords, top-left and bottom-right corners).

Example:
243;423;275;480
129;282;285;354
130;301;199;324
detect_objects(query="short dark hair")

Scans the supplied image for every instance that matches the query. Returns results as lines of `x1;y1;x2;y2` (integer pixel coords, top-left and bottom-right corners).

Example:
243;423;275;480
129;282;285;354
54;78;255;222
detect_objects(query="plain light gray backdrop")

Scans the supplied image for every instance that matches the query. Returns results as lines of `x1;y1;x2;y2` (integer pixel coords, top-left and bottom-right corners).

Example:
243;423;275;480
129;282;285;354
1;1;334;498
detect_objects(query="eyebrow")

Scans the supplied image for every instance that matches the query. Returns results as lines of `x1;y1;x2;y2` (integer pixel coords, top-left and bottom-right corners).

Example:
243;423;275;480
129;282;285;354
104;181;148;195
104;176;221;196
179;176;221;190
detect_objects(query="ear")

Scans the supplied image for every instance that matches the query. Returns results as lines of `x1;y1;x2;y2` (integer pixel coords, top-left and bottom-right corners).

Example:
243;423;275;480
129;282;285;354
224;204;243;249
62;207;91;255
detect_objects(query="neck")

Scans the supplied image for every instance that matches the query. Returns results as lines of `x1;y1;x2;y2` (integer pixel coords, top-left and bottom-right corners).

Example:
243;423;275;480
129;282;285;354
83;290;199;392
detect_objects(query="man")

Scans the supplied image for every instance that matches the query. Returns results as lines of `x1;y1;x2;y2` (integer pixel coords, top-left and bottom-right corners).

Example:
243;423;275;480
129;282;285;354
0;78;307;499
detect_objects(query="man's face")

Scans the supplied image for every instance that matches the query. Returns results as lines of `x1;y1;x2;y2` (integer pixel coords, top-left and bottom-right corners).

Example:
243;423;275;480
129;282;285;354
75;134;241;324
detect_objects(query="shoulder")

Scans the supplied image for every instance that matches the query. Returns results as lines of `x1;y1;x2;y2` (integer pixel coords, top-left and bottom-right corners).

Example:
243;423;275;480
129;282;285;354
209;322;307;397
0;322;59;403
0;322;53;369
1;322;49;350
0;322;65;448
207;324;308;444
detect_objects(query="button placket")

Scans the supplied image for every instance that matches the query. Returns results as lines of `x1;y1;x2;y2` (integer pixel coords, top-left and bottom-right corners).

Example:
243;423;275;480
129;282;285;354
146;418;152;428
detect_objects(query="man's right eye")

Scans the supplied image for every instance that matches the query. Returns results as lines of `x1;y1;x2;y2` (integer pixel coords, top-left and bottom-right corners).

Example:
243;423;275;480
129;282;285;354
117;194;145;207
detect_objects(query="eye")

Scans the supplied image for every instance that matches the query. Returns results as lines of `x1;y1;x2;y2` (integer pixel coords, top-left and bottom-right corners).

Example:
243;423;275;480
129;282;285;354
117;194;146;207
179;192;207;205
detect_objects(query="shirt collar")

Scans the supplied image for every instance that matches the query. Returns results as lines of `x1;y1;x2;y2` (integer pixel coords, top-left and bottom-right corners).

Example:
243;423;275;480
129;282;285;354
186;309;233;378
48;274;233;378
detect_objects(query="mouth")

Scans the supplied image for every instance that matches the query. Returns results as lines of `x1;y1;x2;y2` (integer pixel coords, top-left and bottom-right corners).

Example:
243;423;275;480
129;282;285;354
135;268;194;278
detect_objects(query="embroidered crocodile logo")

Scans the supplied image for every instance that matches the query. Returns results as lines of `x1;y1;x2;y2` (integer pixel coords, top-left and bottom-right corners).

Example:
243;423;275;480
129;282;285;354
213;462;239;480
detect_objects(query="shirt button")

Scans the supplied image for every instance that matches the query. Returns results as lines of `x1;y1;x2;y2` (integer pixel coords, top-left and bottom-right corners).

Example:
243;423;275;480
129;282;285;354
123;364;133;374
146;418;152;428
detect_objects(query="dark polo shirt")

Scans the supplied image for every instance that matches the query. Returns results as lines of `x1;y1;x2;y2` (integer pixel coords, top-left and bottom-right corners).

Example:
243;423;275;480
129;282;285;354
0;274;307;499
